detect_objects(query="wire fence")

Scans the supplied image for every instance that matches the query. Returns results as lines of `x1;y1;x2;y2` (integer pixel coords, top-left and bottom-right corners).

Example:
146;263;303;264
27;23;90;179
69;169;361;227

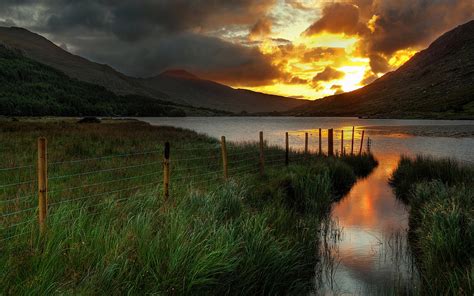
0;128;371;244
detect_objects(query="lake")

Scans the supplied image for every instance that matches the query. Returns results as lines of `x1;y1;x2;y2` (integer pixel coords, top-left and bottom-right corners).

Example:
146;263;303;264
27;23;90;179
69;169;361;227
141;117;474;294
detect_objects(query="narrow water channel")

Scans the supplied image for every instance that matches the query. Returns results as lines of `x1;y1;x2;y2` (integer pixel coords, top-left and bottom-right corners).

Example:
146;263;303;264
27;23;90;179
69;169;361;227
140;117;474;295
316;153;418;295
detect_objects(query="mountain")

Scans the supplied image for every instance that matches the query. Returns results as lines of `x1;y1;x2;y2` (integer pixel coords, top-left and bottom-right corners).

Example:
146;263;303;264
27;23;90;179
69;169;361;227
0;44;229;117
138;70;303;113
0;27;150;97
0;27;303;113
292;20;474;119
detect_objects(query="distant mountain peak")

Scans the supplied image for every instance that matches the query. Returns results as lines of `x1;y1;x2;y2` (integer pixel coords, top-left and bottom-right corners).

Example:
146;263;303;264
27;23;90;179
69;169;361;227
160;69;199;80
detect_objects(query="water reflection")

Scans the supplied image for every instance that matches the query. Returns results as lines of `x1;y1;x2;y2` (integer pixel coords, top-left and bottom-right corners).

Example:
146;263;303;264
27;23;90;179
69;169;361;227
316;152;419;295
140;117;474;295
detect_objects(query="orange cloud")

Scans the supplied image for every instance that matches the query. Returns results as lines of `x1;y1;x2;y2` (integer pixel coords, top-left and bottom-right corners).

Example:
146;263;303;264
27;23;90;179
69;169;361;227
303;3;368;36
249;17;273;40
312;66;345;86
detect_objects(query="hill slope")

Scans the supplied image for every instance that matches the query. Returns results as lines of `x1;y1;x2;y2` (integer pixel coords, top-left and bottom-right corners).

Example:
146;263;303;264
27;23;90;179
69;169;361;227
0;45;228;117
293;20;474;119
0;27;150;97
138;70;303;113
0;27;303;113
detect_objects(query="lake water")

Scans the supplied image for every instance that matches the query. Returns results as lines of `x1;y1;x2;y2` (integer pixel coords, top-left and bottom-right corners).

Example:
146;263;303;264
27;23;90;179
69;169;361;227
141;117;474;295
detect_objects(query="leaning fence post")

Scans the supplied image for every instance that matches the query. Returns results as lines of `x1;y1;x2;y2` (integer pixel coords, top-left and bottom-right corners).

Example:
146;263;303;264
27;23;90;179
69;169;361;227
359;130;365;155
163;142;170;201
319;128;322;155
285;132;289;166
341;130;344;156
304;132;309;157
37;137;48;235
259;131;265;176
351;126;355;155
328;129;334;156
221;136;228;180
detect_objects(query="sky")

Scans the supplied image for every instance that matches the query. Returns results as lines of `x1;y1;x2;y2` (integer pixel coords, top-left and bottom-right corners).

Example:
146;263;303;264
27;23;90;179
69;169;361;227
1;0;473;100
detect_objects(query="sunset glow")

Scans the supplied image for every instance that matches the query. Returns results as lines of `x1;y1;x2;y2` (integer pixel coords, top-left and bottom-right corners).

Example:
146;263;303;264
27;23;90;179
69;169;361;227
227;3;419;100
3;0;467;101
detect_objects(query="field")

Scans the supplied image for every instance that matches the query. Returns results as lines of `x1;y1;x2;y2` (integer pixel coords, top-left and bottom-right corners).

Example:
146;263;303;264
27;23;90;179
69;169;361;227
0;118;377;294
390;155;474;295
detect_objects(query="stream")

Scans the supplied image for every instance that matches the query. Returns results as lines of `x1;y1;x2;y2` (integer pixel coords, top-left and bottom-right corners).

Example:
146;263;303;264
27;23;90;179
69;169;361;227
140;116;474;295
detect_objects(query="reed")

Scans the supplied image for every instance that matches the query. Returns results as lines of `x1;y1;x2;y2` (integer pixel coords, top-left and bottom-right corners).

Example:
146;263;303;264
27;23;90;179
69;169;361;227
0;119;378;294
390;155;474;295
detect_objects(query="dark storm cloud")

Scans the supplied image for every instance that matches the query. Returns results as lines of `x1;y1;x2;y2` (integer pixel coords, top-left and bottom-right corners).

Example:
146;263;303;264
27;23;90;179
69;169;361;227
249;17;272;40
369;53;391;74
304;0;474;73
313;66;345;82
0;0;279;84
37;0;276;41
372;1;472;54
73;32;280;85
303;3;368;36
311;66;345;89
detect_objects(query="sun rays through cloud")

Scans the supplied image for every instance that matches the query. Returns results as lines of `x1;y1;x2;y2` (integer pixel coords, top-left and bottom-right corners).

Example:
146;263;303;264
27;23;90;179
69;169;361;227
1;0;471;100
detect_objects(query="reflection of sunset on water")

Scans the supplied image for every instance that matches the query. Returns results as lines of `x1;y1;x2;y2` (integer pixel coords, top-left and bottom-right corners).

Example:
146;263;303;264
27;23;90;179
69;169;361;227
333;153;405;231
321;151;414;293
142;117;474;294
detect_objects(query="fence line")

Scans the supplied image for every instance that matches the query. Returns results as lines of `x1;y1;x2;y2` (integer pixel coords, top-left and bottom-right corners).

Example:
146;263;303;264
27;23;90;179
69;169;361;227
0;164;35;172
48;149;163;166
1;128;370;243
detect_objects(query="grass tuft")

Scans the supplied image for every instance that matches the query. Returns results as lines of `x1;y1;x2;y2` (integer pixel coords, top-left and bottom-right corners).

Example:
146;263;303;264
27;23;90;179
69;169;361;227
390;155;474;295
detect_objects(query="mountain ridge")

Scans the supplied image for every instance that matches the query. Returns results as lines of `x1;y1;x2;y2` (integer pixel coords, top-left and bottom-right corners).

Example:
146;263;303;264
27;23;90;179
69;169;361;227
0;43;229;116
292;20;474;119
0;26;303;113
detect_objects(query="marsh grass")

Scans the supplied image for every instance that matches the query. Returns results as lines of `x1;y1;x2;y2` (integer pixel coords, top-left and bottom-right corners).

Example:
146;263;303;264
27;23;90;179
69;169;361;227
390;155;474;295
0;119;377;294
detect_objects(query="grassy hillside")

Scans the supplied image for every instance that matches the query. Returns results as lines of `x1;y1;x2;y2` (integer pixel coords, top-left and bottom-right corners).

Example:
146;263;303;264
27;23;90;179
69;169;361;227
0;45;228;117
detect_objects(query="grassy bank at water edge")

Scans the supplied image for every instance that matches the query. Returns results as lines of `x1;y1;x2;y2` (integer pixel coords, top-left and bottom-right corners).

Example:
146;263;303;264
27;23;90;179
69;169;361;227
390;155;474;295
0;119;377;294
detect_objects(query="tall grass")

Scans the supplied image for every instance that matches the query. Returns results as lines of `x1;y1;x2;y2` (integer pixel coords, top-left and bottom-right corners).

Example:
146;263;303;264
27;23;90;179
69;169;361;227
0;119;378;294
390;154;473;200
390;155;474;295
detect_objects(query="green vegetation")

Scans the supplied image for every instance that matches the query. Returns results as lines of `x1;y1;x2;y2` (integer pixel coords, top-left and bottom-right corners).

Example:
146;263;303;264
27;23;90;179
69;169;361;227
0;119;377;294
390;155;474;295
0;45;228;117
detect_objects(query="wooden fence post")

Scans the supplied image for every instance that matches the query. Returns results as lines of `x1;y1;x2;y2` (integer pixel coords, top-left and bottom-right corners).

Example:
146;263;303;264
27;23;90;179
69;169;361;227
359;130;365;156
304;132;308;156
351;126;355;155
341;130;344;156
221;136;228;180
319;128;322;155
285;132;289;166
328;129;334;156
259;131;265;176
163;142;170;201
37;137;48;235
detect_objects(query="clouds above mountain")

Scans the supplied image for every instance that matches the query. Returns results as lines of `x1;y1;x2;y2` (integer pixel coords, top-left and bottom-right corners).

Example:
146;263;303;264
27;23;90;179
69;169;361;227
0;0;279;85
0;0;472;99
304;0;474;73
303;3;368;36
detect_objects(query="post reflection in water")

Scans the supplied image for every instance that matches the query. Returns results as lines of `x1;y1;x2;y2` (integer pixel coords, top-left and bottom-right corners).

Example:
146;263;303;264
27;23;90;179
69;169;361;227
139;117;474;295
316;152;419;295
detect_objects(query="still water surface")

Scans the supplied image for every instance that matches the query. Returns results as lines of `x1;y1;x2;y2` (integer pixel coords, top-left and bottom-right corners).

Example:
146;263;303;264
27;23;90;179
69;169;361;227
142;117;474;295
